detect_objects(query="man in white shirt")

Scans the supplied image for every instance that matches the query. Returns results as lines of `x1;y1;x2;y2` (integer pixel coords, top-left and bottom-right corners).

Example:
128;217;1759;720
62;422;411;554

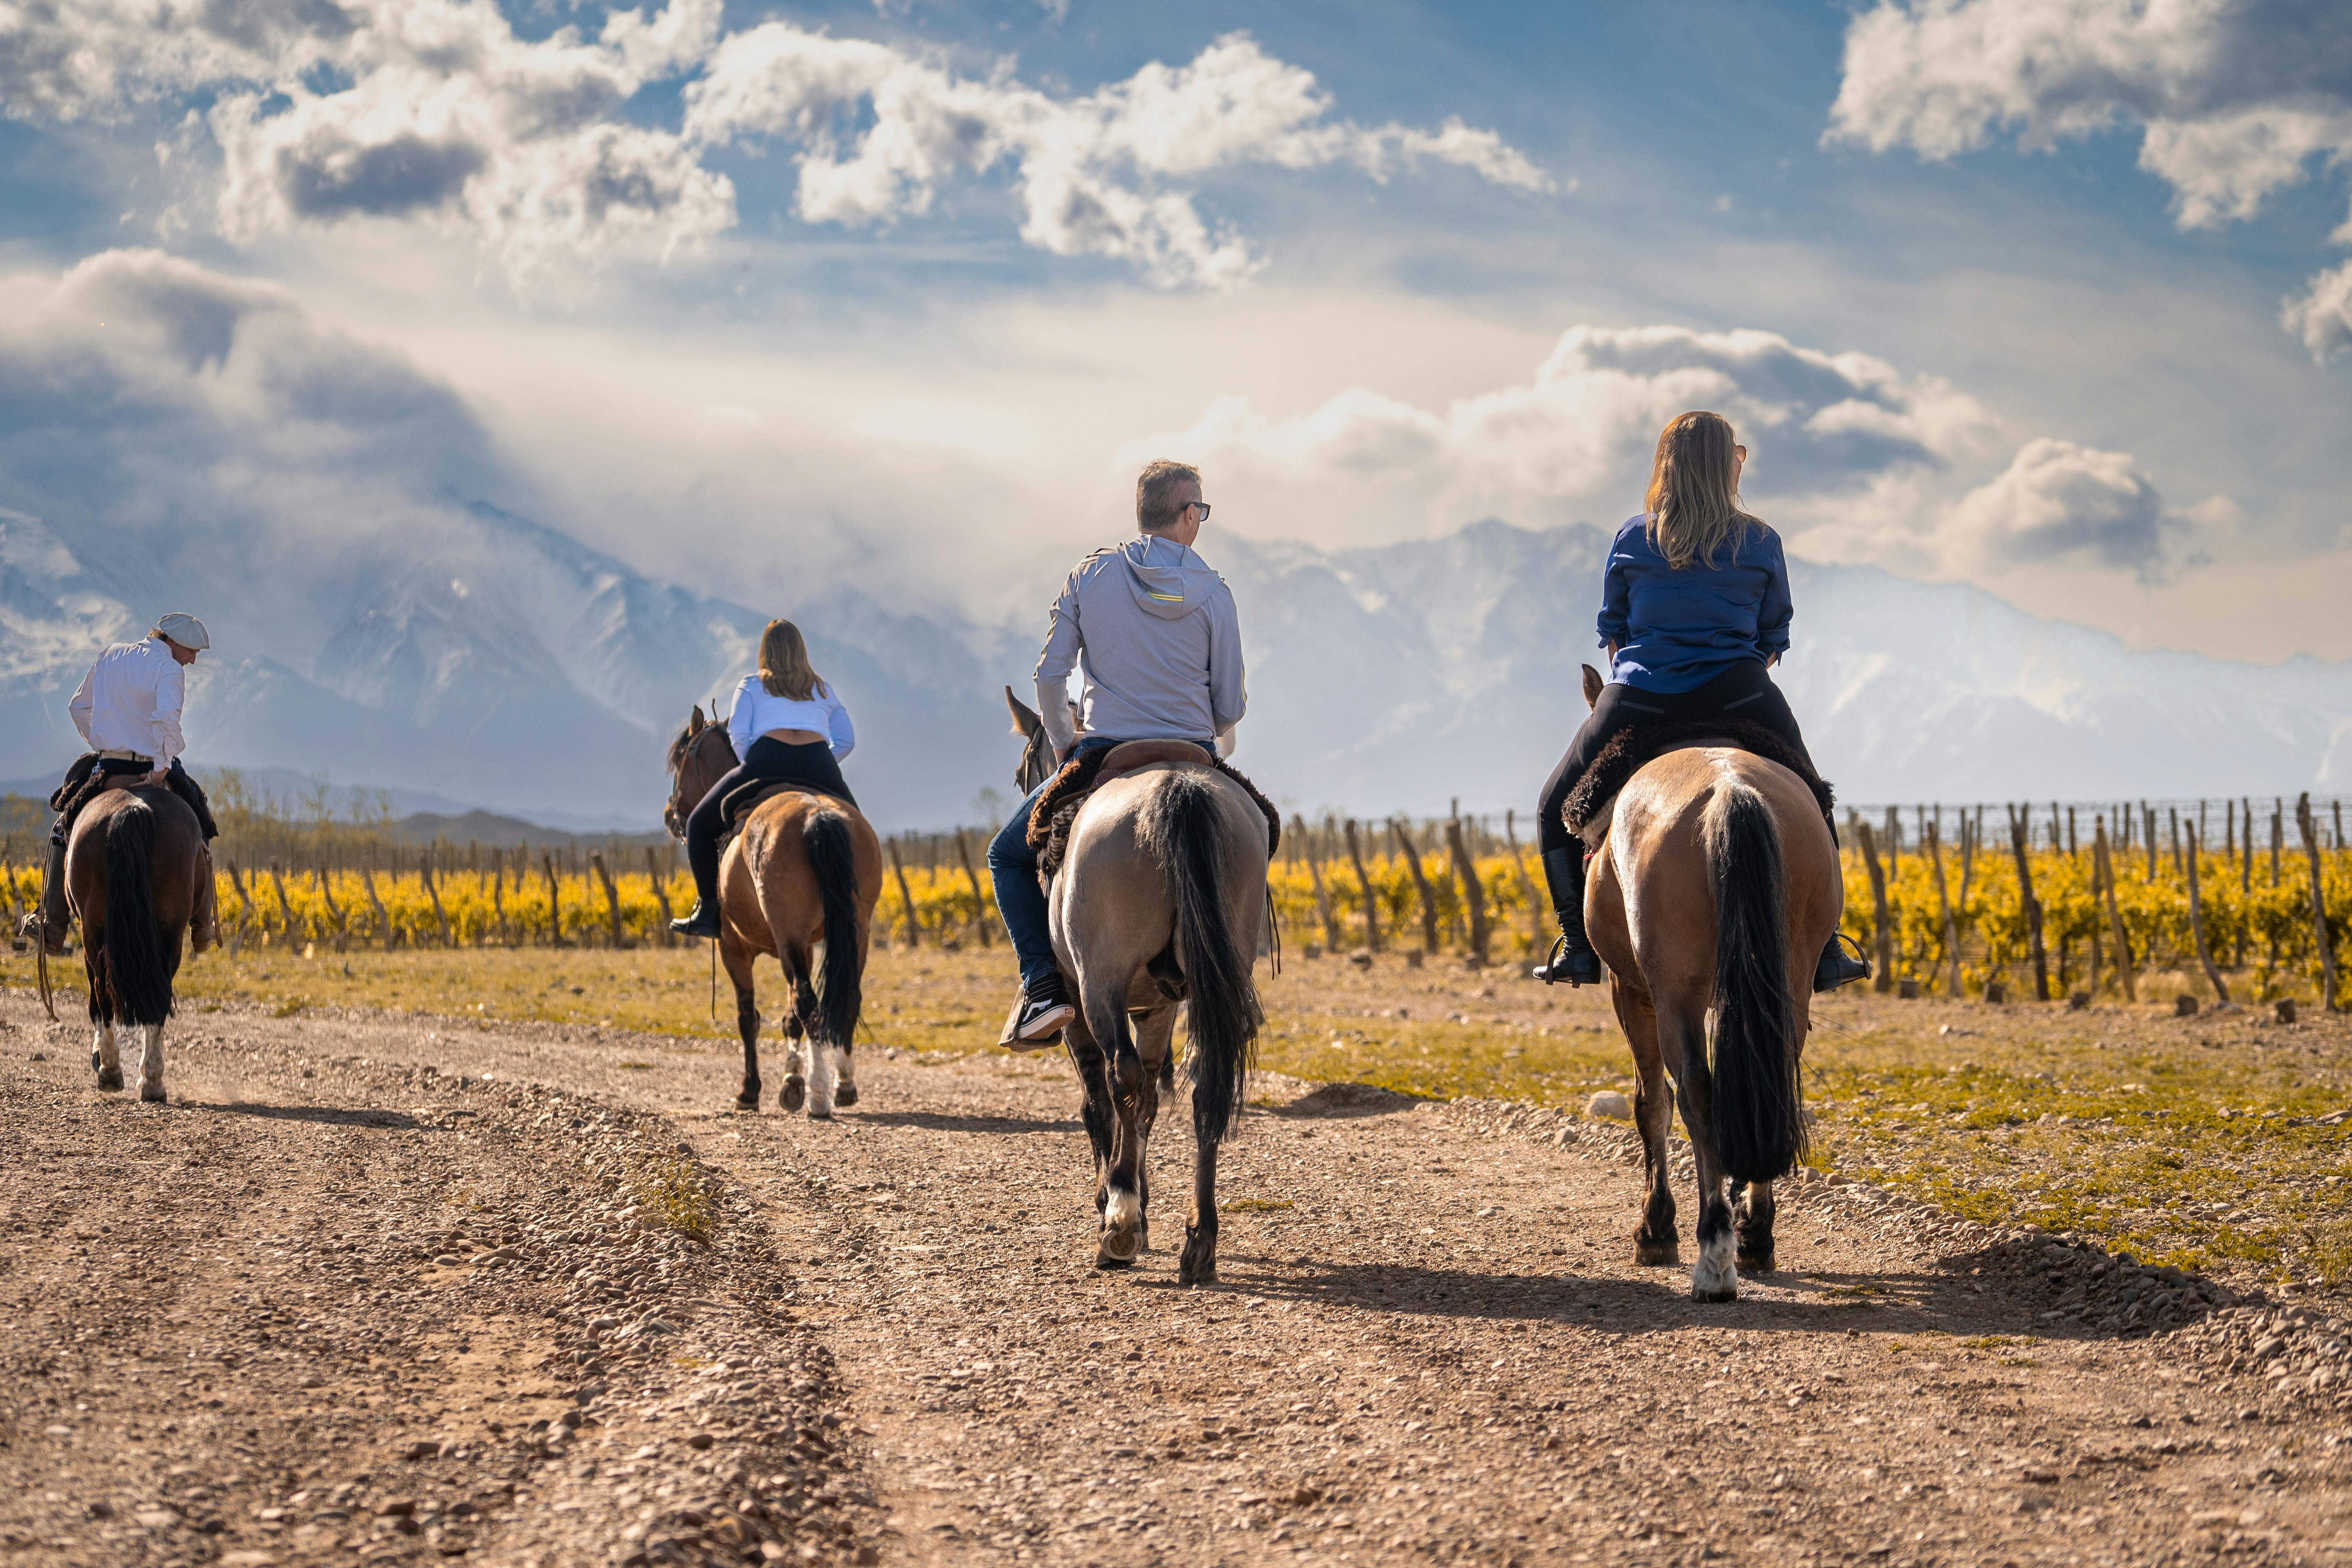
21;613;215;954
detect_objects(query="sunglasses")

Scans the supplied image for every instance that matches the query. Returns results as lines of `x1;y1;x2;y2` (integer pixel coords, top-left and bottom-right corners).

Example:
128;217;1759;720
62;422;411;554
1190;501;1212;520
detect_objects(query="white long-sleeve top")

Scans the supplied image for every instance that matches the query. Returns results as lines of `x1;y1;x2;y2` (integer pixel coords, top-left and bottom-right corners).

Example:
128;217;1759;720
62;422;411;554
726;675;855;761
68;636;188;767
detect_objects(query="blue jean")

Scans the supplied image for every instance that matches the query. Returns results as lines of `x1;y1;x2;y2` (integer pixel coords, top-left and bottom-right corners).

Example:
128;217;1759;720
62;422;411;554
988;737;1116;989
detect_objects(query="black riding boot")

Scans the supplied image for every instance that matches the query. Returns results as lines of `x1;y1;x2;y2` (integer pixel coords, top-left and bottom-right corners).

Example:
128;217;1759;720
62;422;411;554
1814;811;1871;992
1530;846;1602;986
669;899;722;940
17;835;69;955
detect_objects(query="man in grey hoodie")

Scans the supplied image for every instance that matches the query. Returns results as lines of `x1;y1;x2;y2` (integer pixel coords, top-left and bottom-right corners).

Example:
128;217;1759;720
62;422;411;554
989;460;1248;1042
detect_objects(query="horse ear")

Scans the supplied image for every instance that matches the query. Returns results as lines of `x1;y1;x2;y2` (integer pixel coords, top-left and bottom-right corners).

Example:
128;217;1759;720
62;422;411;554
1581;664;1604;711
687;708;704;735
1006;685;1041;738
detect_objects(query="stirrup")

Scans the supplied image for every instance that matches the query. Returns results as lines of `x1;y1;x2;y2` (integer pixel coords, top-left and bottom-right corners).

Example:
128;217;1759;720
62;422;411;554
1532;931;1601;987
1011;977;1076;1044
1815;931;1871;993
17;911;67;957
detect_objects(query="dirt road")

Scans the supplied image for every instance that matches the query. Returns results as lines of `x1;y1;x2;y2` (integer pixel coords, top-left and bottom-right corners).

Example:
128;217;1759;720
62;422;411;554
4;990;2350;1567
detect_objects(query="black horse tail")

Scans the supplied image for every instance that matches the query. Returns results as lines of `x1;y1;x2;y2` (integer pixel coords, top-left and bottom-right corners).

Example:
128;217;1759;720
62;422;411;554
1149;769;1263;1147
1704;777;1805;1182
803;808;863;1052
103;797;175;1029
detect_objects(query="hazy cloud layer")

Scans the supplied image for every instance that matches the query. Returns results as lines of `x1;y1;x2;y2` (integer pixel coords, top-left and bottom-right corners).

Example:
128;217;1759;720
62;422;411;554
1129;324;2002;542
0;3;1542;285
1827;0;2352;357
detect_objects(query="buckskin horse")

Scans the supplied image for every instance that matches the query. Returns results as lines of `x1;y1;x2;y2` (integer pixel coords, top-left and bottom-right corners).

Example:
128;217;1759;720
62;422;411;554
666;708;884;1118
1006;692;1267;1283
1574;664;1838;1302
68;782;215;1102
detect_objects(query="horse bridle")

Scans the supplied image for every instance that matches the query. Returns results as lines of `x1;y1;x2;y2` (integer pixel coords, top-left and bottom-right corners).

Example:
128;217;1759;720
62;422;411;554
664;724;730;842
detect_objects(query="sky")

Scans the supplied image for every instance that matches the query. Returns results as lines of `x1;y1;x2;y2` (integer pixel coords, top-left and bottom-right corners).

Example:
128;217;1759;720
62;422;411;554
4;0;2351;661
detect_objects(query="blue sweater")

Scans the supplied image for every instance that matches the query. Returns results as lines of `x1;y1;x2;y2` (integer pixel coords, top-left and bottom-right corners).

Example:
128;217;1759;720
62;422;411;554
1596;512;1791;693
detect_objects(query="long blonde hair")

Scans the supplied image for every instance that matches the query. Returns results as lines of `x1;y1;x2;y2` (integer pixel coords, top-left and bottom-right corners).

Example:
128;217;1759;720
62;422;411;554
757;619;826;701
1644;410;1760;570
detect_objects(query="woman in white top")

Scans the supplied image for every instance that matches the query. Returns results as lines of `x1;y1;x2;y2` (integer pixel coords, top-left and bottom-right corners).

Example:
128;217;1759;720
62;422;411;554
671;619;858;938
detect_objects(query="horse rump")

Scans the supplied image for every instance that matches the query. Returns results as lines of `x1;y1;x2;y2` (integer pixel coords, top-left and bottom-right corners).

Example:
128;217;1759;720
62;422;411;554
801;807;863;1051
1703;780;1804;1181
101;797;175;1029
1144;770;1263;1146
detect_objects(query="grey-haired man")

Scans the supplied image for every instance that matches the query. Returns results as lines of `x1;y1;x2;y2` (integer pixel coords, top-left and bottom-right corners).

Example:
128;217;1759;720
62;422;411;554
20;613;218;954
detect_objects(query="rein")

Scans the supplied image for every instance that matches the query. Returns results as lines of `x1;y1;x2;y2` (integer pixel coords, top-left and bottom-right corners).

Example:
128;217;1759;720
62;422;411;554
35;928;58;1022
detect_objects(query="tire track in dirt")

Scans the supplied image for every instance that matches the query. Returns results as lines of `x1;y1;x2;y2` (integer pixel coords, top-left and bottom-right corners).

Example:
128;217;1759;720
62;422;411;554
8;993;2352;1566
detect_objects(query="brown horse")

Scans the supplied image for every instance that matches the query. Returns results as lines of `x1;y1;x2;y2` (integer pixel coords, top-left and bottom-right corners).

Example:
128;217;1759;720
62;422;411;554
68;784;216;1103
1576;664;1839;1302
1005;692;1267;1282
666;709;884;1117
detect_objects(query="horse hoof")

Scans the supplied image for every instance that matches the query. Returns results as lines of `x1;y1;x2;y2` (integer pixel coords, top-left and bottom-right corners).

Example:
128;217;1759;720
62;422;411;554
779;1077;806;1112
1094;1250;1135;1271
140;1081;166;1104
1633;1238;1679;1267
96;1066;123;1092
734;1094;760;1112
1690;1282;1738;1304
808;1108;834;1122
1177;1257;1216;1287
1098;1225;1141;1265
835;1082;858;1109
1737;1249;1775;1274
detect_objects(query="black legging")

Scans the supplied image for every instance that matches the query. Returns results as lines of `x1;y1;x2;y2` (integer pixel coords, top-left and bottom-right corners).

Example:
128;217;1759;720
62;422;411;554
1536;660;1815;855
684;737;858;905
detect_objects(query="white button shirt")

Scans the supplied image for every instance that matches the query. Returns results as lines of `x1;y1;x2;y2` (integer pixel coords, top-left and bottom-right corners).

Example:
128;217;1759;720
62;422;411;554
68;637;188;767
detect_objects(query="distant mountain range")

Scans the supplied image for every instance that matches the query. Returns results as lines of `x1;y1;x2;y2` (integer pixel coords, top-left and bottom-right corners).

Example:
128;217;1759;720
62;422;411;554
6;500;2349;830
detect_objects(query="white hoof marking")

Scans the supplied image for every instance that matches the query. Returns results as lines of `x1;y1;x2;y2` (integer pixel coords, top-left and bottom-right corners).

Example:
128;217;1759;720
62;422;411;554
1690;1230;1739;1301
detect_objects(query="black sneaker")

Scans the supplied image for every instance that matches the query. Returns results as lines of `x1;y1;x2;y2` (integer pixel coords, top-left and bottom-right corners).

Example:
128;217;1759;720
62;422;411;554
1532;931;1602;986
1013;975;1076;1042
668;900;722;940
1814;933;1871;993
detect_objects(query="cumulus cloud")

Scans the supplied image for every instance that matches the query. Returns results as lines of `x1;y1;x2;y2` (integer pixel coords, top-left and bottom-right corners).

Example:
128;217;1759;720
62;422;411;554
2285;258;2352;359
1826;0;2352;357
682;28;1547;287
1125;323;1998;540
1943;437;2176;577
0;5;1543;287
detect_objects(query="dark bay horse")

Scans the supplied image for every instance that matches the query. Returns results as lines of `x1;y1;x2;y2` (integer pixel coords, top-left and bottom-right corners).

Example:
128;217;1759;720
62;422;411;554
1005;692;1267;1283
667;709;884;1117
69;784;215;1102
1576;665;1839;1301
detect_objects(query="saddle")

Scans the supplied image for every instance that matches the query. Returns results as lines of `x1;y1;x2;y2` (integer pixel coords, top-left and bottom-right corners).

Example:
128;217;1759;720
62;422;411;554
1026;740;1281;878
49;753;219;842
1561;717;1835;837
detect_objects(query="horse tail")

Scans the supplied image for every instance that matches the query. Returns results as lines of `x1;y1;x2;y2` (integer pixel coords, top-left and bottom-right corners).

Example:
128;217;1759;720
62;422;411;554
1149;769;1263;1147
1704;777;1804;1182
802;807;863;1051
103;797;175;1029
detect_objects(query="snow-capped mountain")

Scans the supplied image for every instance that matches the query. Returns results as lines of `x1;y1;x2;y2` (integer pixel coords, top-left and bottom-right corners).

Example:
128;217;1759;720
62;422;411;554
8;503;2350;829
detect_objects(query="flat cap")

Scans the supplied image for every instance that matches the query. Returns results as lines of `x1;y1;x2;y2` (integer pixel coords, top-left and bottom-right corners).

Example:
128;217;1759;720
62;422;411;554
155;612;210;650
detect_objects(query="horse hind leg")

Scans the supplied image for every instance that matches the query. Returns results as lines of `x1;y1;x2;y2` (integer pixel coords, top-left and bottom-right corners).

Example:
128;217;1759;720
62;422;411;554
91;1021;122;1093
138;1024;166;1104
1090;993;1146;1269
721;929;762;1112
833;1038;857;1110
790;953;837;1120
1614;983;1677;1265
1735;1178;1777;1273
1664;1005;1737;1303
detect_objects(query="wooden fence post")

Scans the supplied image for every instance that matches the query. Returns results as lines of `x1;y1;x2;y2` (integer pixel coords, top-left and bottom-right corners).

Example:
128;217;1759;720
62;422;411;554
590;852;624;948
2005;804;2051;1002
644;845;675;945
1856;820;1894;993
1343;819;1383;953
1927;820;1961;998
2093;818;2136;1002
954;830;992;947
2183;822;2229;1003
887;837;921;949
422;850;453;947
313;858;348;953
2297;793;2340;1011
1444;817;1490;966
267;858;299;947
1502;809;1548;954
1389;818;1440;955
1295;815;1344;954
543;851;563;946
